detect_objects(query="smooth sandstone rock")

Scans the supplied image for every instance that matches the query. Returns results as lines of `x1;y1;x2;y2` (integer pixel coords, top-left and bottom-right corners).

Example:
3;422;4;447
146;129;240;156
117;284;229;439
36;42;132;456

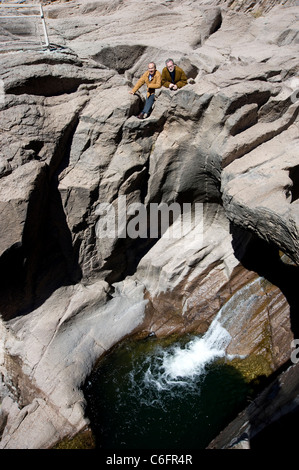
0;0;298;449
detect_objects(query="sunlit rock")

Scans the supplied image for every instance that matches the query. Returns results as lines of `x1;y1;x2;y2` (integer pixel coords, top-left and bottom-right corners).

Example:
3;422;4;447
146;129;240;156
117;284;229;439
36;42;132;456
0;0;298;449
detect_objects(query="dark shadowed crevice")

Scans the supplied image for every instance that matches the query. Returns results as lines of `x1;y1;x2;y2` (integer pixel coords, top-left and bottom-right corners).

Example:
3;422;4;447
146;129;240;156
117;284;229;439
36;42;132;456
92;45;147;74
230;223;299;338
0;115;83;321
0;243;27;321
251;404;299;448
288;165;299;203
6;76;93;97
226;89;272;116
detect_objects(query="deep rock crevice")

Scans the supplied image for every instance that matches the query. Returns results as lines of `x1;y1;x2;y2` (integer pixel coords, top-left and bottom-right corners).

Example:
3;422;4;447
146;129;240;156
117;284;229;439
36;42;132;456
6;76;87;97
288;164;299;203
230;223;299;339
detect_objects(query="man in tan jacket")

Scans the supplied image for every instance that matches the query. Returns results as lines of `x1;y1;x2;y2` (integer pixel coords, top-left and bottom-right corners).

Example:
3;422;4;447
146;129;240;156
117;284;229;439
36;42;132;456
161;58;187;90
129;62;162;119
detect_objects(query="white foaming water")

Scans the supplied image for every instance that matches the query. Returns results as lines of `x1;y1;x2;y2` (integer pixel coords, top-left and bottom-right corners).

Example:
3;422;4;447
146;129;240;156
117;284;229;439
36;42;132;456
163;321;231;379
143;317;234;392
141;277;263;392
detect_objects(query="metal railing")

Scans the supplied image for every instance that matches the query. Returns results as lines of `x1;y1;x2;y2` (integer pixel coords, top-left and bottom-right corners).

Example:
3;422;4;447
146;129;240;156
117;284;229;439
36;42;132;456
0;2;50;51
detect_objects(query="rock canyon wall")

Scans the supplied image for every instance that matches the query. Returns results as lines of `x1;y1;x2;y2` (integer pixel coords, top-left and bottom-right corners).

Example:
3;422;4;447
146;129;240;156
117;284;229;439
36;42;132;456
0;0;298;449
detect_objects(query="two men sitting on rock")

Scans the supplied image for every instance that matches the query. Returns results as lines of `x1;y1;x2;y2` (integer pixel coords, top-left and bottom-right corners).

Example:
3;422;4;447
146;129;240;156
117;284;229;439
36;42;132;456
129;58;188;119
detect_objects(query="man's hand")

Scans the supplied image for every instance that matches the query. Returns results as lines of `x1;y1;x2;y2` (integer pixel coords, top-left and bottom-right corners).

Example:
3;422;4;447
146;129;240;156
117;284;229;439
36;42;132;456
129;90;135;94
169;84;178;90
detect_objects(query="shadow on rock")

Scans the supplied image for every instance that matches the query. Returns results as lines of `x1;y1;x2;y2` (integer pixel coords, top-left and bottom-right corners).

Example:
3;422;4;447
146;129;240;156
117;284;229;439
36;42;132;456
0;178;82;321
230;222;299;339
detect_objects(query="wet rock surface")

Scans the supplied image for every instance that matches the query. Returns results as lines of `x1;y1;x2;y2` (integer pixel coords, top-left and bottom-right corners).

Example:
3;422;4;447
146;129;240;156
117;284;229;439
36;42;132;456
0;0;298;449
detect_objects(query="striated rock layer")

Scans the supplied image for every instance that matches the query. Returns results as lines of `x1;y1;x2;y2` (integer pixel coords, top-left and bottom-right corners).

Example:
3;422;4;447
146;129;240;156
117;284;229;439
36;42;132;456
0;0;298;449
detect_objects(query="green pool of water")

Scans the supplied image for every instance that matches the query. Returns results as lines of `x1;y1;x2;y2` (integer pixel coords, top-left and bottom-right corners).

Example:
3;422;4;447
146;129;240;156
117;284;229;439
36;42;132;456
83;333;254;449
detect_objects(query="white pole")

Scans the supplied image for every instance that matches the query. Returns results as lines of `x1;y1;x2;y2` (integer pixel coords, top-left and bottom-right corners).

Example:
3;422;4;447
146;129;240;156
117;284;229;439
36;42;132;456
40;4;50;50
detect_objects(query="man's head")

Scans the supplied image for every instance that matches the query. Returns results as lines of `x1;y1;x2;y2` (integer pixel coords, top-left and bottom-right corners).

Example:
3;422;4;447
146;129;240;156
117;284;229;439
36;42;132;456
165;59;175;72
148;62;156;74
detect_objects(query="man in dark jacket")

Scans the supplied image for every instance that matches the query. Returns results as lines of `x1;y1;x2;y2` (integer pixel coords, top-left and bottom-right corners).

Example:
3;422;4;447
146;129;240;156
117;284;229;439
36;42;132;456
161;58;187;90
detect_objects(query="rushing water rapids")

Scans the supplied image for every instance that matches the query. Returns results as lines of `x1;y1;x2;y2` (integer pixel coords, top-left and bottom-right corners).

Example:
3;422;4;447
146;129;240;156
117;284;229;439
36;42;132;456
83;279;268;449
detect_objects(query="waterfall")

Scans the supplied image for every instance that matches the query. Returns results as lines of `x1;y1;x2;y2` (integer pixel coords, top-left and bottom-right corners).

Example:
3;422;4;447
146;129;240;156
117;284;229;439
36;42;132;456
84;276;264;449
163;321;232;379
142;277;263;390
142;318;234;392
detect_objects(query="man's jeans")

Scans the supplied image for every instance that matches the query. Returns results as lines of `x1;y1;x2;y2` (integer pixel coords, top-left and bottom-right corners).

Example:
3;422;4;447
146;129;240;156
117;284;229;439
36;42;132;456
142;93;155;115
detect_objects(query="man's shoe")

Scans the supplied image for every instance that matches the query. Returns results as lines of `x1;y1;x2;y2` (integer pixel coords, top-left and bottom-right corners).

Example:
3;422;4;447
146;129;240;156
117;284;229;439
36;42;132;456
143;113;148;119
137;112;144;119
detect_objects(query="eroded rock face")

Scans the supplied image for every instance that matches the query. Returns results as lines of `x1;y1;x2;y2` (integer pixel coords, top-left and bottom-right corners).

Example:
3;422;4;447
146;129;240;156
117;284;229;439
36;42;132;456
0;0;298;449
